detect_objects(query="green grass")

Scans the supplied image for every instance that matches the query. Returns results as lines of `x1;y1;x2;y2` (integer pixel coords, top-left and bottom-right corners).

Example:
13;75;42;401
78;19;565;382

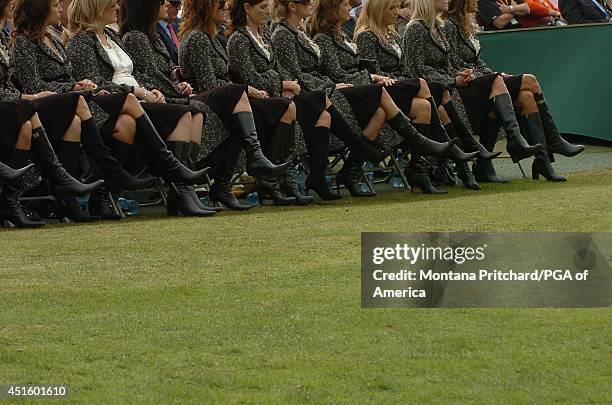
1;170;611;403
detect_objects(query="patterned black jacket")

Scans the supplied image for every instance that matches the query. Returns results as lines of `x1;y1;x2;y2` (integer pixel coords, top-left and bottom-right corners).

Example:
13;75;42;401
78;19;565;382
178;30;233;93
443;17;493;77
355;30;404;79
271;19;335;95
0;31;21;100
313;31;371;86
227;26;283;97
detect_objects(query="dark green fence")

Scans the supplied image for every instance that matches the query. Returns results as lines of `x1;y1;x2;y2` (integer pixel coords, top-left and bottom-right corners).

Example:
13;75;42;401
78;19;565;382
478;23;612;142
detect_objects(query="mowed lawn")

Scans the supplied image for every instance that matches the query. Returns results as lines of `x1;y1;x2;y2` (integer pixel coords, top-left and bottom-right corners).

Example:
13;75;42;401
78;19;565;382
1;169;611;403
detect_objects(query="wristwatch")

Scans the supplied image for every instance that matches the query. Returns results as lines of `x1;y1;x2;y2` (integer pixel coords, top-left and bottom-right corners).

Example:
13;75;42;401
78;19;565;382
510;5;514;12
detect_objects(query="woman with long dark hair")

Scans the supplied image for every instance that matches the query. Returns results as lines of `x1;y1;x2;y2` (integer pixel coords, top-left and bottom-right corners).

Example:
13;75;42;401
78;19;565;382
402;0;542;184
305;0;478;194
354;0;503;190
446;0;584;181
118;0;295;208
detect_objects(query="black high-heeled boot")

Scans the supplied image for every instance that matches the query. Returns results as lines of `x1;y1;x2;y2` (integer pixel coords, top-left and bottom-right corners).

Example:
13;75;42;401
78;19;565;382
256;122;296;206
0;161;33;182
30;127;104;196
472;117;508;183
406;156;446;194
206;138;255;210
336;157;376;197
80;118;155;191
167;141;219;216
519;113;566;182
441;100;501;161
534;93;584;161
491;94;542;163
386;112;478;162
327;105;386;164
305;127;340;201
0;149;46;228
184;142;222;212
134;114;209;184
455;161;481;190
277;122;314;205
232;112;292;177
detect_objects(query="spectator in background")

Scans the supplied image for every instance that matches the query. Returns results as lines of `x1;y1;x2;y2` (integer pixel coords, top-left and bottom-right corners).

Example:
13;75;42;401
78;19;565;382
158;0;183;64
477;0;530;30
522;0;564;26
396;0;412;34
559;0;612;23
341;0;361;38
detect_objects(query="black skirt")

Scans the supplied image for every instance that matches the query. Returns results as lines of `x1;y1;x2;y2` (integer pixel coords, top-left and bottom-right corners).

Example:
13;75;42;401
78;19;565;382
292;90;326;137
89;92;130;143
337;84;383;129
0;99;37;153
249;96;292;142
426;81;448;106
35;92;81;145
384;78;421;116
456;73;501;134
141;102;193;139
193;84;247;127
504;74;523;102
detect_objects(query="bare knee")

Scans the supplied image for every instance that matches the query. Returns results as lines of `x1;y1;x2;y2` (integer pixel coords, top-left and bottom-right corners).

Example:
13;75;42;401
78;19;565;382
410;98;431;122
492;75;508;93
516;90;537;113
15;121;33;149
437;105;450;123
122;92;144;116
418;78;431;97
441;89;452;105
315;110;331;128
522;74;541;93
112;114;137;144
75;95;91;118
63;116;82;141
281;101;296;123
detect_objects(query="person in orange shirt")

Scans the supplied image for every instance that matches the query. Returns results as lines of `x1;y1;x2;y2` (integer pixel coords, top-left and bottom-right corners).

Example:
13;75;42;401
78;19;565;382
522;0;563;26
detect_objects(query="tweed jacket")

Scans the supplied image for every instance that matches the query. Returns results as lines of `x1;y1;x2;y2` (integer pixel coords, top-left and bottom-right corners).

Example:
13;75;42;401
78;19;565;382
227;26;283;97
121;30;186;103
313;31;371;86
0;31;21;101
270;19;335;95
178;30;233;93
10;34;77;94
401;20;457;87
444;17;493;77
355;30;404;79
66;28;156;92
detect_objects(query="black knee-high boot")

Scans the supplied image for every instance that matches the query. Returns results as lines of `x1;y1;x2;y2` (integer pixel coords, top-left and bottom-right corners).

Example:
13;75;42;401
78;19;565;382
30;127;104;196
134;114;209;184
232;111;292;177
206;137;255;210
472;117;508;183
0;158;33;182
326;105;386;163
80;118;155;191
441;99;501;160
444;125;480;190
534;93;584;161
519;113;566;182
55;140;81;178
256;122;296;206
386;111;478;161
305;126;340;201
166;141;217;216
278;122;314;205
0;149;46;228
491;94;542;162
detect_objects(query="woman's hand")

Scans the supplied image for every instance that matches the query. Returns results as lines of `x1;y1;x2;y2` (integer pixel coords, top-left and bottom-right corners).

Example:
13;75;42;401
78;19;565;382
73;79;97;91
282;80;301;96
149;89;166;103
335;83;353;89
371;74;396;87
22;91;56;100
247;86;268;99
177;82;192;96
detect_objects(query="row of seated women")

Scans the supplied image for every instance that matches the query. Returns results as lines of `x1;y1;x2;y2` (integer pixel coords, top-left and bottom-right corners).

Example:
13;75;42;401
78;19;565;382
0;0;583;229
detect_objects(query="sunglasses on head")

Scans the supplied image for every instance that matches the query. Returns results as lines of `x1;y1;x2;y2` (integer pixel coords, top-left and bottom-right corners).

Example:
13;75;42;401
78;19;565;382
168;0;182;5
289;0;312;4
218;0;226;9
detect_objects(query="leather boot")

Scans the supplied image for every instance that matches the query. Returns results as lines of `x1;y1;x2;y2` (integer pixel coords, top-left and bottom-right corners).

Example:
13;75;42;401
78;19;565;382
455;161;481;190
278;122;314;205
305;126;340;201
472;117;508;183
185;142;222;212
519;113;566;182
442;100;501;160
206;138;255;210
0;149;46;228
232;111;291;177
167;141;218;216
0;161;33;182
135;114;209;184
387;112;478;161
255;122;296;205
534;93;584;161
406;155;446;194
336;157;376;197
491;93;542;163
81;118;155;191
30;127;104;196
327;105;386;164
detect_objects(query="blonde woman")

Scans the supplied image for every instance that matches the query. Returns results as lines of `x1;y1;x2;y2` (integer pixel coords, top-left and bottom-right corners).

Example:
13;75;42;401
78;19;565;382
402;0;541;183
355;0;502;190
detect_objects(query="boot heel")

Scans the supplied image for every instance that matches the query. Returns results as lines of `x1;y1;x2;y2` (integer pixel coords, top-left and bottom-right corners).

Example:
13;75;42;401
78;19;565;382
532;169;540;180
